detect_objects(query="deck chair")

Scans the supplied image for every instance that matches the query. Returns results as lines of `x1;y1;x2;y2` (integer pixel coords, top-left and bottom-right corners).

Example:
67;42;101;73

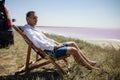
12;25;70;75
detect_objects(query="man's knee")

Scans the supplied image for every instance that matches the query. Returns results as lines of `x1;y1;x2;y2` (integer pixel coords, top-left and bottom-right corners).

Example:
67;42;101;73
68;41;76;46
67;47;78;55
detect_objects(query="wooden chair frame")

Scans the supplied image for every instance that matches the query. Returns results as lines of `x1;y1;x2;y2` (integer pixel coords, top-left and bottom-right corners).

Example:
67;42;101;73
12;25;70;74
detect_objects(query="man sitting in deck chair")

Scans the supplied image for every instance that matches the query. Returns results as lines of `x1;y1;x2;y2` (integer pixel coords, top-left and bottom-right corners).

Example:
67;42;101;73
23;11;101;73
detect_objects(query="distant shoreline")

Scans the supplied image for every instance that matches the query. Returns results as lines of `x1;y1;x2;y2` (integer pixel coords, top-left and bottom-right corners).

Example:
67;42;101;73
84;39;120;50
38;26;120;29
38;26;120;40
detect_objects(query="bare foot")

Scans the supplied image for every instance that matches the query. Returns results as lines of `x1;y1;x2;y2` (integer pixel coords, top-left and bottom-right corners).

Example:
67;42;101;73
89;61;96;66
84;65;93;70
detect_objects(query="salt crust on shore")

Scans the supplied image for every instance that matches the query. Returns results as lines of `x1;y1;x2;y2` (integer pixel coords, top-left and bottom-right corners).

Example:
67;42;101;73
84;39;120;50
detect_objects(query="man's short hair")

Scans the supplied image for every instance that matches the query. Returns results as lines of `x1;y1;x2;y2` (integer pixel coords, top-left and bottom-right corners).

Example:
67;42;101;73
26;11;35;17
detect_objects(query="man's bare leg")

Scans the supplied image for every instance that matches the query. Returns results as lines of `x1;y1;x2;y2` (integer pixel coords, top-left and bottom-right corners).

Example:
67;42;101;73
66;42;96;66
66;47;100;72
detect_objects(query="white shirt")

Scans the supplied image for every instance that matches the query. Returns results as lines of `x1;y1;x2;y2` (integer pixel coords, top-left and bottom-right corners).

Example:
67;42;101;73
23;24;55;50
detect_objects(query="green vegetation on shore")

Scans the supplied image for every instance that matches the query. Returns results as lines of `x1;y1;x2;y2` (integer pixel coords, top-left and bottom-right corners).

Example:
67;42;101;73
0;31;120;80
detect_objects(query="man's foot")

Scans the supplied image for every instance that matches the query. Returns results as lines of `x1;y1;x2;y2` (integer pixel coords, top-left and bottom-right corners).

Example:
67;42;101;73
89;61;96;66
84;66;93;70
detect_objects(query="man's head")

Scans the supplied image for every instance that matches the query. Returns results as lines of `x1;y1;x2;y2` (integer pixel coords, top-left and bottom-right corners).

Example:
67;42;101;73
26;11;38;27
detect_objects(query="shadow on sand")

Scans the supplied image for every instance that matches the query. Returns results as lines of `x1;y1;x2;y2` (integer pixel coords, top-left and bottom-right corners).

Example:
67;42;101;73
0;69;64;80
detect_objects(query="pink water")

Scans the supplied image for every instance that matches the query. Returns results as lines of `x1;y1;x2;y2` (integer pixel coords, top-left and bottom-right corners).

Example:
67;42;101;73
39;27;120;40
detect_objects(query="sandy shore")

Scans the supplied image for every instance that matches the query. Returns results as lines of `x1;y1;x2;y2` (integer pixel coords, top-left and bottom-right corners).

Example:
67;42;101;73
84;39;120;50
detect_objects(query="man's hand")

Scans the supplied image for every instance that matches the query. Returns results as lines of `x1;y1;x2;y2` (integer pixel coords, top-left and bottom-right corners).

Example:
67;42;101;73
54;43;63;49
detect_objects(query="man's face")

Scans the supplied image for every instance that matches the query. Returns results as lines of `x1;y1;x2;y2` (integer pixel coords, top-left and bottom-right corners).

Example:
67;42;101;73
27;13;38;27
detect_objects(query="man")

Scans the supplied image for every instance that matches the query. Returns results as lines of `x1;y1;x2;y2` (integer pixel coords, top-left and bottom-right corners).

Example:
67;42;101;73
23;11;101;73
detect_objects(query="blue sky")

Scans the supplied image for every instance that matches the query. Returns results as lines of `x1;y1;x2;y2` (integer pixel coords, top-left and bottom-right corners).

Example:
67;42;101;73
5;0;120;28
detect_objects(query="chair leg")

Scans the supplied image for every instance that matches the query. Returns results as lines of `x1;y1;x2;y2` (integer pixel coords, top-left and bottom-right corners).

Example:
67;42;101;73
63;58;71;75
63;58;68;65
25;45;32;70
49;57;67;74
63;58;70;69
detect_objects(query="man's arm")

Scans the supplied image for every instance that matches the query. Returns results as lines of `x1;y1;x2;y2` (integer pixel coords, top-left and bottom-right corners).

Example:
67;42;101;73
54;41;64;49
24;28;54;50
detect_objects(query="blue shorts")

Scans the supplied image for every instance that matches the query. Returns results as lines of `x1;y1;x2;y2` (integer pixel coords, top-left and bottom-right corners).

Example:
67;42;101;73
44;42;68;58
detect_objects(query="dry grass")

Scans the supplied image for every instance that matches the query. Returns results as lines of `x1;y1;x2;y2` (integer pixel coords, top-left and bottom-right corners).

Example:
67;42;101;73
0;31;120;80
